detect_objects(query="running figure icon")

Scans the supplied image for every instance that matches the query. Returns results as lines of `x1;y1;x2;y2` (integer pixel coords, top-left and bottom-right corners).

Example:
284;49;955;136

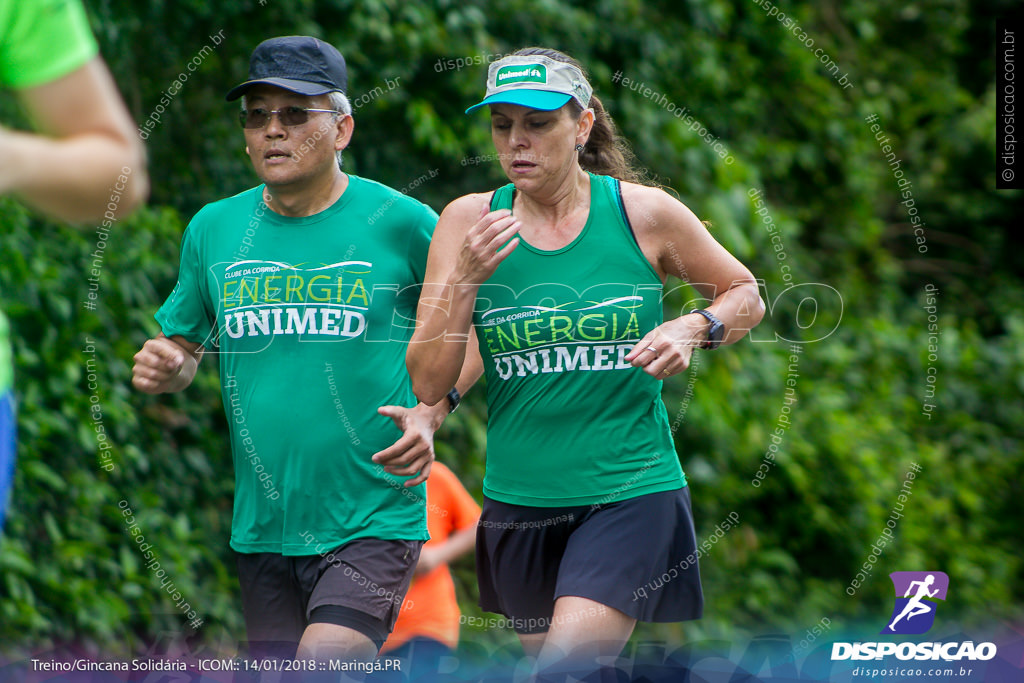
886;574;939;632
882;571;949;635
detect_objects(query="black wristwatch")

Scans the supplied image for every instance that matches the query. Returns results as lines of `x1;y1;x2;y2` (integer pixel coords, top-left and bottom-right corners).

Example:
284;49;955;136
689;309;725;350
446;387;461;413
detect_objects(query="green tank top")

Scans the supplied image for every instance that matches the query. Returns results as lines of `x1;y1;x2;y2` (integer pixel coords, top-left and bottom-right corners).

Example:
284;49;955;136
475;172;686;506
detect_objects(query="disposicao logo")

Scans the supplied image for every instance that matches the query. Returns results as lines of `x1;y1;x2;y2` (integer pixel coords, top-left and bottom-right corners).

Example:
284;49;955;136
495;64;547;86
882;571;948;635
831;571;997;663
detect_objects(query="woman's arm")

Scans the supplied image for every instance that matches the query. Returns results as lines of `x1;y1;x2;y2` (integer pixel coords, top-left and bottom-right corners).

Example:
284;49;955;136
407;194;520;405
621;183;765;378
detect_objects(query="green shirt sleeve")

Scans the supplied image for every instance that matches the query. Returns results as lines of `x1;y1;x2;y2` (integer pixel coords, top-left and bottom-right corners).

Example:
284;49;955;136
155;220;216;346
0;0;99;89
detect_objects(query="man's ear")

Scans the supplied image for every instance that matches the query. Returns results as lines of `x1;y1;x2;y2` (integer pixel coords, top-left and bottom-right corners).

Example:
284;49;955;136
335;114;354;152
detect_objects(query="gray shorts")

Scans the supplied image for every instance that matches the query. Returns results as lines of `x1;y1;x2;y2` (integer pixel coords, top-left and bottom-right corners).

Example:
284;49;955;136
236;537;422;655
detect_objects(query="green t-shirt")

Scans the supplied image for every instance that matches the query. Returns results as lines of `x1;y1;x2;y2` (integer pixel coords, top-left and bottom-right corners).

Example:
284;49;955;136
0;0;98;89
475;173;686;506
1;0;99;390
156;177;437;555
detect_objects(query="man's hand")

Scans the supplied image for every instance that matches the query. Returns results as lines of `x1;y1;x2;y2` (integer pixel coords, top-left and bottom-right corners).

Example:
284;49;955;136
132;335;199;394
372;403;446;487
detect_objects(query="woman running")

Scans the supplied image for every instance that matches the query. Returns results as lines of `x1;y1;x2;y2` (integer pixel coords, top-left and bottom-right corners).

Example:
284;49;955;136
407;47;764;675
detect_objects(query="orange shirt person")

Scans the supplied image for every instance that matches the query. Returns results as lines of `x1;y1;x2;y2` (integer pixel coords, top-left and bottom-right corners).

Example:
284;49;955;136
381;461;480;665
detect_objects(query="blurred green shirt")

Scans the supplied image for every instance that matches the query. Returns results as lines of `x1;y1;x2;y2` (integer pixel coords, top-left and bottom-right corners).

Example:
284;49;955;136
1;0;98;392
0;0;98;89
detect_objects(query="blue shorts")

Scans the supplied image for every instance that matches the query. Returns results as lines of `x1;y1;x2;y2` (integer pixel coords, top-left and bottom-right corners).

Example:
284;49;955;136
0;390;15;531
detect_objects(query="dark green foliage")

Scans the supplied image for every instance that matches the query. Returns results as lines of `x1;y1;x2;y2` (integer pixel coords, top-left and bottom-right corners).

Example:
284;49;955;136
0;198;239;652
1;0;1020;658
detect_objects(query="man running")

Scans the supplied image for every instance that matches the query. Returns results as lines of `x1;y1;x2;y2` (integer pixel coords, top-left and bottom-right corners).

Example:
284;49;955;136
131;36;478;662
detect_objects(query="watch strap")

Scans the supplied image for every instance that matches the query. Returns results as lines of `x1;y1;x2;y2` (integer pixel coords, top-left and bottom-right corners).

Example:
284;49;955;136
689;309;724;350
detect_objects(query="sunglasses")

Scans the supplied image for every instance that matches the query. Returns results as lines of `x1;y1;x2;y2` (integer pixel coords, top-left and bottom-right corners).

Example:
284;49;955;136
239;106;341;129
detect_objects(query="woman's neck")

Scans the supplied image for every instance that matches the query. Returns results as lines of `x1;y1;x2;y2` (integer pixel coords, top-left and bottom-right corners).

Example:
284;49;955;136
515;167;590;227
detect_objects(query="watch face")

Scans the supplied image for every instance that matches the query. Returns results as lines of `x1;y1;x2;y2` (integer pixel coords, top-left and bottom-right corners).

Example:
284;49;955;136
709;321;725;342
447;388;461;413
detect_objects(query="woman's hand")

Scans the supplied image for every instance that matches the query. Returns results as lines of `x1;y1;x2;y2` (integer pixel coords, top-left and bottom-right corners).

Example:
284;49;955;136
624;313;709;379
452;208;521;285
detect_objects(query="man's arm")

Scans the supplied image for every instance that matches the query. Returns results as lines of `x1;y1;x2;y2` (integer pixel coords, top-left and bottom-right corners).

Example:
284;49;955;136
1;57;148;222
132;334;204;394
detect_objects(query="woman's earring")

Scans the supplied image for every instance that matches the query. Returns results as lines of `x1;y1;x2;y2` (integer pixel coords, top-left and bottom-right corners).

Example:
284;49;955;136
575;144;584;152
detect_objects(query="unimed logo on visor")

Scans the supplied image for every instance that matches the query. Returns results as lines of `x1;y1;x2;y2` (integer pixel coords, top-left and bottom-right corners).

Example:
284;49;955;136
496;64;546;85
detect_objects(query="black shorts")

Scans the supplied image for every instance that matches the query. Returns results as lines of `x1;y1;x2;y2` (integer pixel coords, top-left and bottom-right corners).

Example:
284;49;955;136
236;537;422;654
476;487;703;634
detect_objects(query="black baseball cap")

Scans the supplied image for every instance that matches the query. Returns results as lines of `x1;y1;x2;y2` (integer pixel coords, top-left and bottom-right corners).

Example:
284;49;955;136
225;36;348;101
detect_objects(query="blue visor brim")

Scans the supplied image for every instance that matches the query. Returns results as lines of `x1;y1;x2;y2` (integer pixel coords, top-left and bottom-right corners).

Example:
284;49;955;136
465;90;573;114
